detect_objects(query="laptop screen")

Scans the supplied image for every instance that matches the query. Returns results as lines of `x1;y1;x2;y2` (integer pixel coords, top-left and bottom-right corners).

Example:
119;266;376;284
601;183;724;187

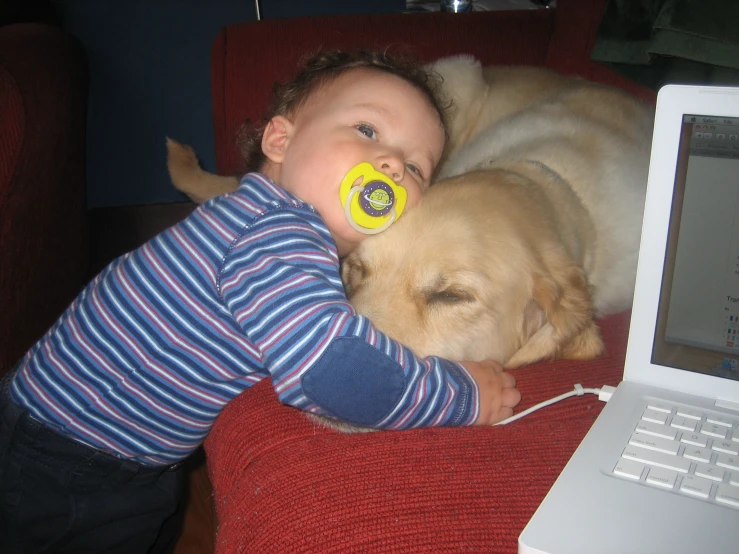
652;114;739;381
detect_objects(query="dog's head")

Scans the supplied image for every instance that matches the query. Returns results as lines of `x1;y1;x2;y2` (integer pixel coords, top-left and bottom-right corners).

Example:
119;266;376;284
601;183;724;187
342;171;603;367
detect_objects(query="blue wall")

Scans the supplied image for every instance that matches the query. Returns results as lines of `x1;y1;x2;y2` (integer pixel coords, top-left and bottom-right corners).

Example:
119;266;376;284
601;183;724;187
54;0;404;208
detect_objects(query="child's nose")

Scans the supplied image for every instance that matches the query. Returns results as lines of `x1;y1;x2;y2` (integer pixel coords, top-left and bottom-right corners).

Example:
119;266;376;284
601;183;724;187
377;156;404;183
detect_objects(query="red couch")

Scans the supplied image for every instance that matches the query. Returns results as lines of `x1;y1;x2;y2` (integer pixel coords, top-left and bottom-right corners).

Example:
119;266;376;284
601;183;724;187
204;1;655;552
0;23;88;377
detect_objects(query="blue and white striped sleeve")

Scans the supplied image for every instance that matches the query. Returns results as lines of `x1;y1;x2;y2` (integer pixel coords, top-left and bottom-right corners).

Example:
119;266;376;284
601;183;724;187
217;206;479;430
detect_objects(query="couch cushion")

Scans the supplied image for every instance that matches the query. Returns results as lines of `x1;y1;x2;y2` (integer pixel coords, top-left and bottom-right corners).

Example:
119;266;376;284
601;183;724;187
205;310;630;553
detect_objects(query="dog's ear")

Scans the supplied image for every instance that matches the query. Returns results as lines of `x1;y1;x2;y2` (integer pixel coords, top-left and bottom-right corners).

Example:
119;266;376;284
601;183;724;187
426;55;484;109
520;298;546;346
558;322;605;361
425;55;485;156
506;252;603;368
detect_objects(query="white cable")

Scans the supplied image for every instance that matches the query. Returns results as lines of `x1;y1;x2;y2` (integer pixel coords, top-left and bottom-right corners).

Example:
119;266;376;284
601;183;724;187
494;383;611;425
598;385;616;402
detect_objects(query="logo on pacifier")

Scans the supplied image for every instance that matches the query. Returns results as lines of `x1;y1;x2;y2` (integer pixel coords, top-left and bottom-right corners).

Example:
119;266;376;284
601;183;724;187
361;182;394;217
339;162;407;235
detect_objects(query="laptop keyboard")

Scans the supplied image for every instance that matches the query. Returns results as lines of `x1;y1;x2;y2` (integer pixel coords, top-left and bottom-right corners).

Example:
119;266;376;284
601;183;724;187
612;400;739;509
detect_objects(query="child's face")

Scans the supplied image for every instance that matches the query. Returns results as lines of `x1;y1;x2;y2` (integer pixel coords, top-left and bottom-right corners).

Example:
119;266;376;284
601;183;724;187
262;68;445;257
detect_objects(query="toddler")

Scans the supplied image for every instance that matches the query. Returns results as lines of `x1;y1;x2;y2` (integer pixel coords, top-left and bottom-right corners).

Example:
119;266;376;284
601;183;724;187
0;50;520;553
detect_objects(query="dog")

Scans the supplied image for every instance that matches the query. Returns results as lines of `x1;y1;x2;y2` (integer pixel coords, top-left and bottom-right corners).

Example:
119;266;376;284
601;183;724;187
168;56;653;373
342;57;654;369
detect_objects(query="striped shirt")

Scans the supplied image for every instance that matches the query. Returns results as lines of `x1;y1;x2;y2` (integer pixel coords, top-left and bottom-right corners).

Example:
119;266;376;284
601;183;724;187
11;173;479;465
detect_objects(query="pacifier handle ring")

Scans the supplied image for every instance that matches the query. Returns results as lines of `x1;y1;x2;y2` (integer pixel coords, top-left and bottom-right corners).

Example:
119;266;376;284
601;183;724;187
345;186;396;235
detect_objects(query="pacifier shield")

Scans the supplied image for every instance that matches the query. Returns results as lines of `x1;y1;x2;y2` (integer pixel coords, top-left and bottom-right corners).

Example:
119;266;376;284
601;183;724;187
360;181;395;217
339;162;408;234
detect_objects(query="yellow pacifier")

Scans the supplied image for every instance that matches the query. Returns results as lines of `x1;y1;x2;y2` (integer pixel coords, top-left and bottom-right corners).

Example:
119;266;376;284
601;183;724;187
339;162;407;235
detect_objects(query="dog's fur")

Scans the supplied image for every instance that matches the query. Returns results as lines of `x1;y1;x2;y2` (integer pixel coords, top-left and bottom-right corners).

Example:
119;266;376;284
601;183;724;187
342;58;654;368
167;56;653;373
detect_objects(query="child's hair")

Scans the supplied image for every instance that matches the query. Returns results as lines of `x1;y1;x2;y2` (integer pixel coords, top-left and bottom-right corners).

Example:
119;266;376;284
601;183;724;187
237;49;448;173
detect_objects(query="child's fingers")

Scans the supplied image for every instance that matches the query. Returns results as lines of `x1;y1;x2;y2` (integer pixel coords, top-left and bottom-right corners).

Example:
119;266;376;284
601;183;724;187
499;371;516;388
490;360;505;373
497;407;514;421
501;386;521;408
474;359;505;373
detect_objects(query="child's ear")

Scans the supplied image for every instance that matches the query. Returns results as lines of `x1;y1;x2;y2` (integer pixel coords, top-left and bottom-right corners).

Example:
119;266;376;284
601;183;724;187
261;115;293;164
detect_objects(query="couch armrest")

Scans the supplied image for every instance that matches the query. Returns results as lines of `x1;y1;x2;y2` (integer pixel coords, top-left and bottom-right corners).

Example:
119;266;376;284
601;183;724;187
0;23;89;375
205;312;631;553
211;9;557;176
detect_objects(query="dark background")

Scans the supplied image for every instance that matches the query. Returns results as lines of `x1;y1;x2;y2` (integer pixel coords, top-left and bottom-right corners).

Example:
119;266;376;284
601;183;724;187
7;0;404;208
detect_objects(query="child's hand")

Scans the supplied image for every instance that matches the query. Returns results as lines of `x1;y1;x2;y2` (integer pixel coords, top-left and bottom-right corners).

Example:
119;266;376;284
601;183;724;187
460;360;521;425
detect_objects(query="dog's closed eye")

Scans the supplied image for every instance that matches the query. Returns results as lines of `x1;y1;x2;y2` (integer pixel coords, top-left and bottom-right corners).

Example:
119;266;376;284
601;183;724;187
426;287;474;305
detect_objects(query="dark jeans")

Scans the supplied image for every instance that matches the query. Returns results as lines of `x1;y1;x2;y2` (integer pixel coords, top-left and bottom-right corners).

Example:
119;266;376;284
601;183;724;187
0;368;187;553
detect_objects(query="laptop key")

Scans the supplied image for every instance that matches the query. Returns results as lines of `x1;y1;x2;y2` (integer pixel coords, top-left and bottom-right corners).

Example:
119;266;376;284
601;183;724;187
629;432;680;455
716;453;739;471
613;458;644;480
647;400;672;414
635;420;677;440
622;445;690;473
670;416;696;432
716;484;739;508
646;467;677;489
713;440;739;456
683;446;711;463
700;423;728;439
676;408;702;420
679;475;712;499
647;402;673;414
642;409;668;425
681;432;708;447
695;463;725;482
706;415;735;428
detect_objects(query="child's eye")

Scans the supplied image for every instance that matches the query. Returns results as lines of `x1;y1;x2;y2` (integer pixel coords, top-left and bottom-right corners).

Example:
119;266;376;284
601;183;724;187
406;163;423;178
356;124;377;140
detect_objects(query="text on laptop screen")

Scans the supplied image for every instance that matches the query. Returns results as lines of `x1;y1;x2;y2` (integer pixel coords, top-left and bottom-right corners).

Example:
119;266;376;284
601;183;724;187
652;114;739;380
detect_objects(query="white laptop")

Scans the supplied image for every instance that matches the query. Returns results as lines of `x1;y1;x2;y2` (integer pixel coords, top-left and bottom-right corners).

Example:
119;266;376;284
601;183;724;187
519;84;739;554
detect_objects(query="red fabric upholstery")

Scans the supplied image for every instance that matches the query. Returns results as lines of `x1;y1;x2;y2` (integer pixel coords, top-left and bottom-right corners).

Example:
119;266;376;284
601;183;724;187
211;9;556;177
0;23;88;376
206;313;629;553
0;66;23;198
204;1;659;552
